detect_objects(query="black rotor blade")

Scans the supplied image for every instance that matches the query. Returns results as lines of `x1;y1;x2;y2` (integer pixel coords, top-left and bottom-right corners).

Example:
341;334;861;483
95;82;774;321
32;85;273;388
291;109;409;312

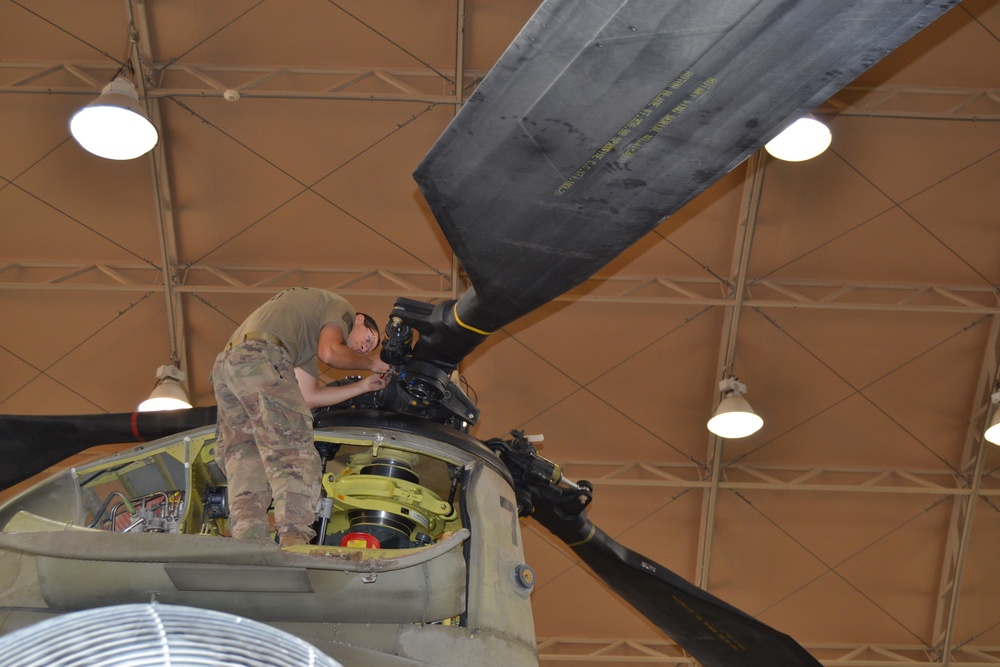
412;0;956;364
0;408;218;491
535;508;821;667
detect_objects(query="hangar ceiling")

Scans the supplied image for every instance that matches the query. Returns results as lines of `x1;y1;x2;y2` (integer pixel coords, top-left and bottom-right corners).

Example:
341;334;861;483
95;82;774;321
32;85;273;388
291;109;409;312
1;1;1000;665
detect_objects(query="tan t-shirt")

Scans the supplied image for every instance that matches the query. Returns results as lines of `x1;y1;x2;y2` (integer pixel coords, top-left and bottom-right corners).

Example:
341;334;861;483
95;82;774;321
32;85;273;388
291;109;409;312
230;287;355;377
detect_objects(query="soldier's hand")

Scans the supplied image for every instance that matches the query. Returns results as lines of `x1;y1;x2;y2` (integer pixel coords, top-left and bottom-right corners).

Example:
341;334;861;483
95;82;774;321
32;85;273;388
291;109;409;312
364;372;390;392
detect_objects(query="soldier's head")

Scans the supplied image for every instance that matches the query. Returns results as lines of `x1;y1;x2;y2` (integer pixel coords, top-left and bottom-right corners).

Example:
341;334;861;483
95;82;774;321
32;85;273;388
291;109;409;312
349;313;380;354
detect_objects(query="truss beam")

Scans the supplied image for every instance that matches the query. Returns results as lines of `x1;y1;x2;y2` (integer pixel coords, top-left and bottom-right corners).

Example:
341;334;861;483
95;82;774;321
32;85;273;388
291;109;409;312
129;0;187;378
817;84;1000;121
1;262;997;314
0;262;458;298
695;150;767;589
931;318;1000;662
559;460;1000;496
2;61;998;118
0;61;488;105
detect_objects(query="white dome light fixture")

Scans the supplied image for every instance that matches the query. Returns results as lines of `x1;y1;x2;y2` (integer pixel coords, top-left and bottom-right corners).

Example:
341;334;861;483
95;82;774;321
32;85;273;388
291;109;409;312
764;114;831;162
707;376;763;439
70;76;159;160
984;390;1000;446
138;364;192;412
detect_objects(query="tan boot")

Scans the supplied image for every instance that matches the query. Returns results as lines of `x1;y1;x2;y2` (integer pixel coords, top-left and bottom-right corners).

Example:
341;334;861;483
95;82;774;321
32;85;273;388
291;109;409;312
279;534;308;548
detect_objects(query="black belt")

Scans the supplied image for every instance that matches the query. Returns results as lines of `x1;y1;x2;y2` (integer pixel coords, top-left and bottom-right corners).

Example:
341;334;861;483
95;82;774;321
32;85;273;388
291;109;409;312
226;332;285;351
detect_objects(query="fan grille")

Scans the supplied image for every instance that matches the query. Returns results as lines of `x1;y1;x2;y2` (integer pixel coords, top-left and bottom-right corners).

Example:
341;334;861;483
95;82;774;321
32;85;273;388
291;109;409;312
0;603;343;667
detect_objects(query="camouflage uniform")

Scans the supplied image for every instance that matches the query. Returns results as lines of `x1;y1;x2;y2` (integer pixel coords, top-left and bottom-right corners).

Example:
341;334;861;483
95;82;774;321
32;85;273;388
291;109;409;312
211;288;359;545
212;339;321;543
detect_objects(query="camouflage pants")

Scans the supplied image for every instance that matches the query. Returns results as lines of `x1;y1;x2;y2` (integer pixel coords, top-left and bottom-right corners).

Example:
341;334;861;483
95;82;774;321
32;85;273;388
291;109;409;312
211;339;320;543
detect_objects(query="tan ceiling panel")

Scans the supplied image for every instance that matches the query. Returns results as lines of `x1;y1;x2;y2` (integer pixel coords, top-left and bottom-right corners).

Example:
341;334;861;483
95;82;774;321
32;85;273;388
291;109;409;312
741;395;955;471
176;98;433;184
148;1;457;69
751;156;900;279
523;390;699;464
0;96;81;176
768;207;994;286
585;307;729;460
1;2;123;61
853;2;1000;88
902;151;1000;282
832;117;1000;204
463;0;542;71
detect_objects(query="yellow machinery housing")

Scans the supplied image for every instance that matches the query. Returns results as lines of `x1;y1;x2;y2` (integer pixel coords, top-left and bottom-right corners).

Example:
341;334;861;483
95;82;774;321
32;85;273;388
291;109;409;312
320;447;458;549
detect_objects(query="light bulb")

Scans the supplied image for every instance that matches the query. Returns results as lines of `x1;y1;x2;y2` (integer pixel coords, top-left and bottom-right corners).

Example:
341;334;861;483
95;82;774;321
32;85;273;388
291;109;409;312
764;116;831;162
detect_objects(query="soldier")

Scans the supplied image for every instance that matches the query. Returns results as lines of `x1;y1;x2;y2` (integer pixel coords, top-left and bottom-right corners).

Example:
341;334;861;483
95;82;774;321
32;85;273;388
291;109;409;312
211;287;391;547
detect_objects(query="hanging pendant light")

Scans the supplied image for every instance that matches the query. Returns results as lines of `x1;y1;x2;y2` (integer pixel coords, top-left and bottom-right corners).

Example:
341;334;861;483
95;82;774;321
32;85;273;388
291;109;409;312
70;76;158;160
764;114;831;162
139;365;192;412
707;376;763;439
69;26;158;161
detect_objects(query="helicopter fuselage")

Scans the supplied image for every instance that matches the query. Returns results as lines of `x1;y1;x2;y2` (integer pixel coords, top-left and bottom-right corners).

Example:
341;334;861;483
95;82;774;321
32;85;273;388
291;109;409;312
0;413;540;667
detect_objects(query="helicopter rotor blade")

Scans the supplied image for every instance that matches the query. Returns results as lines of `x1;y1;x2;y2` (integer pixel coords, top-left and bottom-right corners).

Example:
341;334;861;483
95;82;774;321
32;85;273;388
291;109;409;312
0;408;218;491
533;506;821;667
411;0;957;366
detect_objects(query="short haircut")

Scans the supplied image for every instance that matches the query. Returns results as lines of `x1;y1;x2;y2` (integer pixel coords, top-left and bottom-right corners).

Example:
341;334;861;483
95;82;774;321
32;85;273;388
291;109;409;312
358;312;380;350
